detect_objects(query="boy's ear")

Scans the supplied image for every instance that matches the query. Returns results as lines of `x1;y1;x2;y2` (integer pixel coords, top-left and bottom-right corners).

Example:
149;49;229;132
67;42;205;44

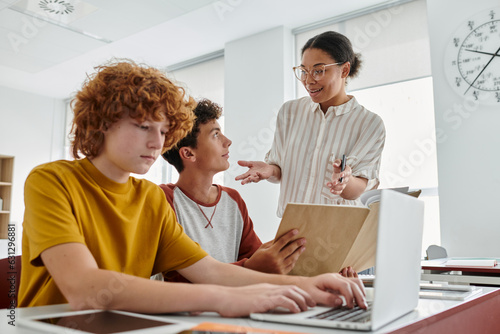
179;147;196;161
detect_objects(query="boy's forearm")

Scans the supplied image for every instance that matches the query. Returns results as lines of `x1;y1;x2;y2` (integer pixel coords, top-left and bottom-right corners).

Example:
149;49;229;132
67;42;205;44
70;269;227;314
127;280;230;314
181;256;302;287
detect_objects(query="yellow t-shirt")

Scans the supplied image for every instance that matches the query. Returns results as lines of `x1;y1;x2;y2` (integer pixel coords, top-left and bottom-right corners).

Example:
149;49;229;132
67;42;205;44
19;158;207;307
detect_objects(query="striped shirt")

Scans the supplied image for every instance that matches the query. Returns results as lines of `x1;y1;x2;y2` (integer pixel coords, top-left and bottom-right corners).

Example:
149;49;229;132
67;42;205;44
265;96;385;217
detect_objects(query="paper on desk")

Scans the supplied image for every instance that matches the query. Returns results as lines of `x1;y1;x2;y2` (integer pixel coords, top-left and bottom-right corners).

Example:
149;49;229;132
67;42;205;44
419;286;482;301
445;259;498;267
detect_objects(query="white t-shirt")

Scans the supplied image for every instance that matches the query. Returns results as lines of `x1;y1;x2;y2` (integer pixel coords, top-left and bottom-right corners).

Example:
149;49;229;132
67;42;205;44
160;184;261;264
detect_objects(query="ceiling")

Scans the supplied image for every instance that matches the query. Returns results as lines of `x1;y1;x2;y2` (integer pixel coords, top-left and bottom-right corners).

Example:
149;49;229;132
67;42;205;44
0;0;394;99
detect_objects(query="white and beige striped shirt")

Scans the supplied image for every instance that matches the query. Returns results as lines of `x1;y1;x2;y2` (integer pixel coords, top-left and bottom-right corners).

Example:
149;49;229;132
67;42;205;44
265;96;385;217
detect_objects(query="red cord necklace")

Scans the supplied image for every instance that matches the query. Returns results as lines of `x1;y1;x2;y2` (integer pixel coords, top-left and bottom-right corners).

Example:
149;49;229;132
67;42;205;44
196;203;217;228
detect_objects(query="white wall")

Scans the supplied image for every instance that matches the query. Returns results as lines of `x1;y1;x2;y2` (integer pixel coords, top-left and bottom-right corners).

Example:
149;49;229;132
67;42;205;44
0;85;66;257
427;0;500;256
224;26;294;242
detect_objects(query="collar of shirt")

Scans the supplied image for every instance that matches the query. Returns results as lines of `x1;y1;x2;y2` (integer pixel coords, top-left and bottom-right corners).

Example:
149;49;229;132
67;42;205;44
309;95;357;116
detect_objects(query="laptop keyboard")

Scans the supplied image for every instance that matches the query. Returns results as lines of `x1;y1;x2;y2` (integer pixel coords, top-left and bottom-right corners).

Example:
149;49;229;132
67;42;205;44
308;303;372;323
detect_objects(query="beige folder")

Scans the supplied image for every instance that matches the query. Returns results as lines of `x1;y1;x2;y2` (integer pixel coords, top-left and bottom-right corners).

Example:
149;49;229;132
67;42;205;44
276;189;421;276
276;202;379;276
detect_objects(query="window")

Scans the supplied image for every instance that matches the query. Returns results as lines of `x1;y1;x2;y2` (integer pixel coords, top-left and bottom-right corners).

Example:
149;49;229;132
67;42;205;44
353;77;440;250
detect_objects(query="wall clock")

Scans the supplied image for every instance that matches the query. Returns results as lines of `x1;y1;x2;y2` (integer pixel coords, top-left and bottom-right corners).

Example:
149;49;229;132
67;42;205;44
444;7;500;105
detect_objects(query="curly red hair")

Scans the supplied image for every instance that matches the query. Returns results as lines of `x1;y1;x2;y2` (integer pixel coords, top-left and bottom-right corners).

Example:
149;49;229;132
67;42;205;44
70;59;196;159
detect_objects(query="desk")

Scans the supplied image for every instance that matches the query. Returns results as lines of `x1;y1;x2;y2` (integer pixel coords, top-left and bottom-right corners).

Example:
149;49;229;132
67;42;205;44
421;258;500;286
1;287;499;334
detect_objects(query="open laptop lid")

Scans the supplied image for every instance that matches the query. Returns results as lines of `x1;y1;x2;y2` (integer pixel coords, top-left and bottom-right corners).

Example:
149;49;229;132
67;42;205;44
371;189;424;330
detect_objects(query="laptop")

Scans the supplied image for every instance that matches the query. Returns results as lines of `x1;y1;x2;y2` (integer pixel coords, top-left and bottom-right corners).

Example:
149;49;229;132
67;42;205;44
250;189;424;331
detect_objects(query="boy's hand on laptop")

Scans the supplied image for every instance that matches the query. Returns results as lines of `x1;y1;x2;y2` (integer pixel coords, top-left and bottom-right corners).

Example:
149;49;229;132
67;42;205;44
297;273;367;310
216;283;315;317
244;229;306;274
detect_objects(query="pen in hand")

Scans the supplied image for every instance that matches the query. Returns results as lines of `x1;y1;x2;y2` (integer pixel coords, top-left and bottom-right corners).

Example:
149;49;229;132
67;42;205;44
339;154;346;183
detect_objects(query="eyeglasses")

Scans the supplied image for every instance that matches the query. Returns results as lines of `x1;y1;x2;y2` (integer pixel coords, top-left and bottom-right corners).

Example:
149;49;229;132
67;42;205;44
292;63;342;81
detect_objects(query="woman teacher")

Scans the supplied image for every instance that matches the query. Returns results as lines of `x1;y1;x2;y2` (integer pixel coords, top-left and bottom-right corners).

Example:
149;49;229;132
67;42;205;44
236;31;385;217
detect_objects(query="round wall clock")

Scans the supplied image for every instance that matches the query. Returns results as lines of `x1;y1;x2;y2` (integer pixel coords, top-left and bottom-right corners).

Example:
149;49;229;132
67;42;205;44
444;7;500;105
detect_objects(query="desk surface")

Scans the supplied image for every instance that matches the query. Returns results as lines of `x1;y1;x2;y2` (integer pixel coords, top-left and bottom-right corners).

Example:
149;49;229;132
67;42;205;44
2;287;500;334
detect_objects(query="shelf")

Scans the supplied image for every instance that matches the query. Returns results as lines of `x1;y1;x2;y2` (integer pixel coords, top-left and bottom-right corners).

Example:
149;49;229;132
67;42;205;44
0;155;14;239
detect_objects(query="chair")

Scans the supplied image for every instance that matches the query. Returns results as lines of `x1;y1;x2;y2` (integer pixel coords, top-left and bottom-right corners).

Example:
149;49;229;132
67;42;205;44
425;245;449;278
0;255;22;309
426;245;448;260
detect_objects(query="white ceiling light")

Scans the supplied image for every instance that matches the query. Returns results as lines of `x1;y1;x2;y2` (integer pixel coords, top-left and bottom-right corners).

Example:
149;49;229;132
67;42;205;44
38;0;75;15
10;0;98;25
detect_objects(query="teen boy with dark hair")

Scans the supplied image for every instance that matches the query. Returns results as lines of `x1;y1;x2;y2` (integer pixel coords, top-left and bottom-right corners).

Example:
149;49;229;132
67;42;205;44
161;99;305;276
19;60;366;317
